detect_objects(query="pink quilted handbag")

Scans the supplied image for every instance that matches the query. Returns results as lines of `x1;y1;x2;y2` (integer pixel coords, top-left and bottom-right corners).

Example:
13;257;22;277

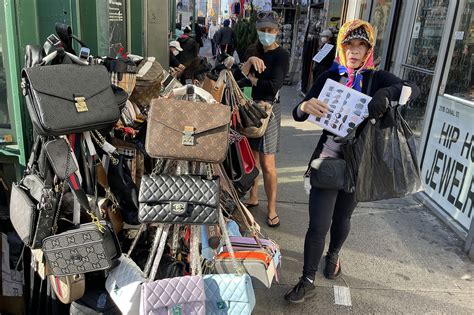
140;275;205;315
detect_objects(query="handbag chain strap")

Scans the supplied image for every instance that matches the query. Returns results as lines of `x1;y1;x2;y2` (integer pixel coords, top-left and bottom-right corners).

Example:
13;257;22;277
190;225;202;276
90;131;119;165
148;223;171;280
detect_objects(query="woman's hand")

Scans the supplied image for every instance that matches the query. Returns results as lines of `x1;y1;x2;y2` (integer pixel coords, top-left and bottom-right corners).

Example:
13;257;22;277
300;98;329;118
248;73;258;86
242;56;266;75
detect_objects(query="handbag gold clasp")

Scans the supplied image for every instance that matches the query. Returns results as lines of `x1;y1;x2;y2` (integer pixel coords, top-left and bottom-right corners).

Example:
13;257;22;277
74;96;88;112
182;126;195;146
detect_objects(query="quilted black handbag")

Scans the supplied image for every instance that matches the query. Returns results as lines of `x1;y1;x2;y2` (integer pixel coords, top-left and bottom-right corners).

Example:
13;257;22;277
22;64;124;135
138;174;220;225
42;221;121;276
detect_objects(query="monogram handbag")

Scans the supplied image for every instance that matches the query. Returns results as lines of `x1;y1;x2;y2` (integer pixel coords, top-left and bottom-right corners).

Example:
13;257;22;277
138;174;220;225
105;255;146;315
129;57;164;109
203;274;255;315
140;276;206;315
22;64;122;135
145;98;231;163
49;274;85;304
42;221;121;276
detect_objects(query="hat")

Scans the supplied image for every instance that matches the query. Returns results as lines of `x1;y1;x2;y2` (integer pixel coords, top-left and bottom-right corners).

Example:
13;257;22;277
169;41;183;51
223;19;230;27
320;29;333;38
183;25;192;33
341;26;370;46
256;11;280;29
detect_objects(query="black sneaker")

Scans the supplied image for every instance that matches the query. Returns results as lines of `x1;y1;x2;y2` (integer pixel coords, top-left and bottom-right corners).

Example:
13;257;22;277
284;277;316;304
324;252;342;280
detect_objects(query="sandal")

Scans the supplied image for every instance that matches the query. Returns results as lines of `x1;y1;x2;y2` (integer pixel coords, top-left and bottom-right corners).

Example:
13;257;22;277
267;215;280;228
243;202;259;208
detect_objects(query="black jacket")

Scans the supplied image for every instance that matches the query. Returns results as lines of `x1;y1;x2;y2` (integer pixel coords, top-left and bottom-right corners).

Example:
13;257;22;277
293;69;420;160
177;35;199;67
214;27;237;47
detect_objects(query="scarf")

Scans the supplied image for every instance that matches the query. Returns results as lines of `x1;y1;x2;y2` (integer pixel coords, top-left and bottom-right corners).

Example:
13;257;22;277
336;20;376;91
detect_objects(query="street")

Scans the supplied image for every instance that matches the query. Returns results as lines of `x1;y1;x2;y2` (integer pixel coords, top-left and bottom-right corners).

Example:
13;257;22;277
250;84;474;314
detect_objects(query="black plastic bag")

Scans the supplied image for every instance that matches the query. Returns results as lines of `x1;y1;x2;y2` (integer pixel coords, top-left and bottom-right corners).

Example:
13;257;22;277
342;107;422;202
356;107;423;201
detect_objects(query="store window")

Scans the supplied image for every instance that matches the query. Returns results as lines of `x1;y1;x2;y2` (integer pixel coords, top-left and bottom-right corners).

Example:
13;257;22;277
443;1;473;101
401;0;449;136
0;30;10;129
357;0;370;20
371;0;393;65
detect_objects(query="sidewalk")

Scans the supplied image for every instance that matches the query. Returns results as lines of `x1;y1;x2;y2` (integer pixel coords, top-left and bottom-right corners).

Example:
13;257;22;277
249;85;474;314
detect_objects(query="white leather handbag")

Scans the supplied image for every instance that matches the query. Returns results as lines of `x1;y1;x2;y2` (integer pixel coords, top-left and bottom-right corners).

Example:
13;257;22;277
105;255;146;315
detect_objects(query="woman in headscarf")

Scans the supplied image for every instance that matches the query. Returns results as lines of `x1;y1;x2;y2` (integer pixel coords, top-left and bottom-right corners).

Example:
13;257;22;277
285;20;419;303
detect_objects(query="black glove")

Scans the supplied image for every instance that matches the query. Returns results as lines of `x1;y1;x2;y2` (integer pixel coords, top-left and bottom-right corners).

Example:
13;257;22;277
368;88;390;119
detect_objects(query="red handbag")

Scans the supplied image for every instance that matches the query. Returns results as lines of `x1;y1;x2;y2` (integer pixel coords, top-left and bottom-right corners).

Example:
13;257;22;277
237;136;255;174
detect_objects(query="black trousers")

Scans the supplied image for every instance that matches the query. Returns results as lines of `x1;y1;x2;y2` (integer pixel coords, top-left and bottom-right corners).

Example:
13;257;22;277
211;39;217;56
302;185;357;281
220;44;235;57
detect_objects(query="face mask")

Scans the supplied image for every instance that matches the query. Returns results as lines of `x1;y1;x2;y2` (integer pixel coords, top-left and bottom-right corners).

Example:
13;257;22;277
258;31;277;47
321;37;329;44
172;49;179;56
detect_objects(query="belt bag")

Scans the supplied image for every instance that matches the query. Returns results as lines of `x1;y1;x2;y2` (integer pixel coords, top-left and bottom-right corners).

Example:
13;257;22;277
145;98;231;163
138;174;220;225
310;157;348;191
140;275;206;315
50;274;85;304
203;274;255;315
42;221;121;276
22;64;122;135
105;256;146;315
214;250;276;289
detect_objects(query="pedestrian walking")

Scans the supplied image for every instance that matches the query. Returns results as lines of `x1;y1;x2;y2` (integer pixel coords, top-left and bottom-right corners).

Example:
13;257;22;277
209;19;221;58
285;20;420;304
214;20;237;57
240;11;290;228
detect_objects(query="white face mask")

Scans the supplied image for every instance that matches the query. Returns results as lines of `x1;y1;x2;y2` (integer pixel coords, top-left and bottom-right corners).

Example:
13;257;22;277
321;37;329;44
172;49;179;56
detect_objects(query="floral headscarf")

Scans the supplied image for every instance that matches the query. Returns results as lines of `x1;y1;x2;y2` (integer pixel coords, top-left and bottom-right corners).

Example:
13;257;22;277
336;20;376;91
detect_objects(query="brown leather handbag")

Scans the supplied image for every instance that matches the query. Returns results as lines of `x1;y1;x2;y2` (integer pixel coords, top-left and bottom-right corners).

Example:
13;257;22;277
129;57;164;109
145;98;231;163
202;73;225;103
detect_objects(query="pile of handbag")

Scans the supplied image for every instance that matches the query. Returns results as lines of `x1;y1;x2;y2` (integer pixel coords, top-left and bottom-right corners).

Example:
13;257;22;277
202;57;274;197
9;23;282;314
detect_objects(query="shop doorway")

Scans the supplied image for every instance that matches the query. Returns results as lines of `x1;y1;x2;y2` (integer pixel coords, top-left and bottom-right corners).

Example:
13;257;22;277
399;0;450;136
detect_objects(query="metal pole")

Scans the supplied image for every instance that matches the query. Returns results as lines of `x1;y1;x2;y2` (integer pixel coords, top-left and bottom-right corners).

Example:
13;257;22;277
170;0;177;39
192;0;196;36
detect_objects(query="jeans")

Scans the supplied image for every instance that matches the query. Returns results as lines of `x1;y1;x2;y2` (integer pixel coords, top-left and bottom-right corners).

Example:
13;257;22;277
302;185;357;281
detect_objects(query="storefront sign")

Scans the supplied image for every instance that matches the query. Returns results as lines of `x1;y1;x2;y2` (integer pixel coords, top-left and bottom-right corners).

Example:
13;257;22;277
422;96;473;229
412;22;421;39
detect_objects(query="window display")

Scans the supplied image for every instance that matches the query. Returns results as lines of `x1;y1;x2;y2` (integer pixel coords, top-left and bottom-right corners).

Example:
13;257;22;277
401;0;449;136
444;1;474;102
